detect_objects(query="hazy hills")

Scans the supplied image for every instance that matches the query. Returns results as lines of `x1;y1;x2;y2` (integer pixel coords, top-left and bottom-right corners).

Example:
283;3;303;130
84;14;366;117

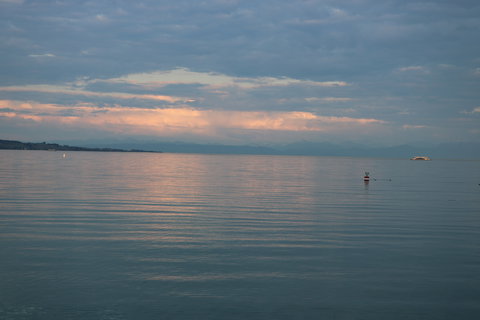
80;140;480;159
2;138;479;159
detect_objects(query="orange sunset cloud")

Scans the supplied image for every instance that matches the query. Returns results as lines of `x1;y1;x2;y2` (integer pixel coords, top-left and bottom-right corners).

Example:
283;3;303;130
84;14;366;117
1;100;386;137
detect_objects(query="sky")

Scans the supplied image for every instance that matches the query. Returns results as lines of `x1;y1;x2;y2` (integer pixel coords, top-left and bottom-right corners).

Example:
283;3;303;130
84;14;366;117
1;0;479;147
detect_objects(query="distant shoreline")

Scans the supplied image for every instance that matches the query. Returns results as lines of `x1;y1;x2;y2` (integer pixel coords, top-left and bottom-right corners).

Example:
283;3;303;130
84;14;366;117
0;139;161;153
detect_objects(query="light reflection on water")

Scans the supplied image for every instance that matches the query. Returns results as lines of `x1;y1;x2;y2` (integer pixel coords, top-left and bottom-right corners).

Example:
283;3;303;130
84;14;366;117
1;150;480;319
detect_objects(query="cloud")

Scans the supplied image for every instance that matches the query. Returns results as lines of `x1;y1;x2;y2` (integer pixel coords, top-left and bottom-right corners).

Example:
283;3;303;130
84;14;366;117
461;107;480;114
95;14;109;23
328;7;349;19
0;84;185;103
305;97;353;103
1;100;385;138
28;53;56;58
0;68;353;114
103;68;350;90
396;66;429;74
1;1;480;146
0;0;23;4
402;124;427;129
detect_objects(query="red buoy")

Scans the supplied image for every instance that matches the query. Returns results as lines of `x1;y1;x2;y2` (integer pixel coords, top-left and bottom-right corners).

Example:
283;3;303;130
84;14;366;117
364;171;370;182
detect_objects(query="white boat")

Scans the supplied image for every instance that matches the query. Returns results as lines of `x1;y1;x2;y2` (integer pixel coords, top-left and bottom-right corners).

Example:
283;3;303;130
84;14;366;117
410;156;431;160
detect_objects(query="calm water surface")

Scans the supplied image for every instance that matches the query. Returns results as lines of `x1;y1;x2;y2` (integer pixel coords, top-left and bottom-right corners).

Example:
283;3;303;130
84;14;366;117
1;150;480;319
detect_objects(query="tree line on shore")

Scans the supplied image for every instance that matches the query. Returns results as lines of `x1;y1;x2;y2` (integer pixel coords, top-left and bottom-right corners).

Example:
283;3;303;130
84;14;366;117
0;139;159;153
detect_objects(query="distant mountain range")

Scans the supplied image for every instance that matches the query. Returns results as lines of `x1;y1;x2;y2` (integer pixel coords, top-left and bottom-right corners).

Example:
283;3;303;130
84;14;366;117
2;139;479;159
81;140;480;159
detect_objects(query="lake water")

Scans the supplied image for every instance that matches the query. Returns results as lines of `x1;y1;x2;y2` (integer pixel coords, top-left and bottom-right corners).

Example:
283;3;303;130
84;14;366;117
1;150;479;319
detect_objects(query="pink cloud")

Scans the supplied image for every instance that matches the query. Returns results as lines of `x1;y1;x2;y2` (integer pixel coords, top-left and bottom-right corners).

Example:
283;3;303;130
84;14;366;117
0;85;183;103
1;100;386;137
402;124;427;129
